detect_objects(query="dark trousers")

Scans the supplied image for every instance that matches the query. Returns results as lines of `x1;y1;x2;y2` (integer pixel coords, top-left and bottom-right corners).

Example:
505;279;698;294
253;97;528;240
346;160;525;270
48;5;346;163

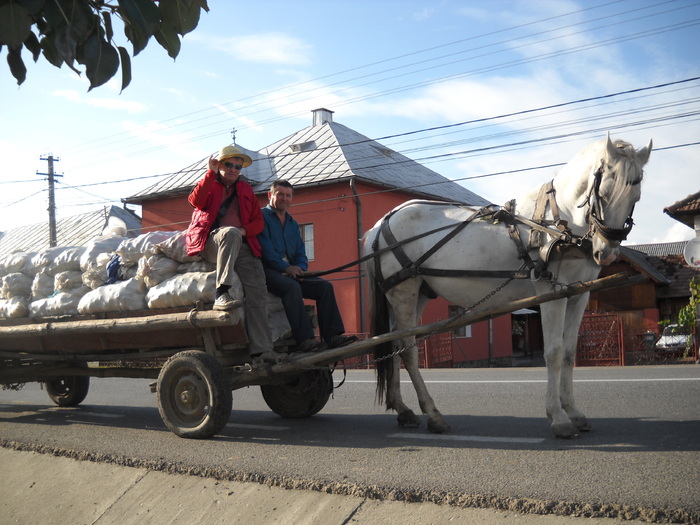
263;269;345;343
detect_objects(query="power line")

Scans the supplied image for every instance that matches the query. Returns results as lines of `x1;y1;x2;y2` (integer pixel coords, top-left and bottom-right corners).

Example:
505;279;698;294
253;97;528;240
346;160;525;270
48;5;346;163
60;0;699;167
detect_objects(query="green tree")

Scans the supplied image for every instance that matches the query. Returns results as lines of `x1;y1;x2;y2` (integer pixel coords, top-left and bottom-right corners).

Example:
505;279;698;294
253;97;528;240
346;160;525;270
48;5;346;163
0;0;209;91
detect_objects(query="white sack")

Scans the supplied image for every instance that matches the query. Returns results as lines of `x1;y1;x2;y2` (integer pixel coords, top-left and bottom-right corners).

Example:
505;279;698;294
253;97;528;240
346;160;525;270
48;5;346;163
156;231;202;263
31;246;79;272
78;278;147;313
0;297;29;318
136;255;180;288
0;272;32;299
45;246;85;274
80;236;127;271
176;260;216;273
0;252;34;276
31;271;55;300
116;231;176;265
54;270;84;293
146;271;222;309
29;286;91;318
82;252;113;289
267;295;292;342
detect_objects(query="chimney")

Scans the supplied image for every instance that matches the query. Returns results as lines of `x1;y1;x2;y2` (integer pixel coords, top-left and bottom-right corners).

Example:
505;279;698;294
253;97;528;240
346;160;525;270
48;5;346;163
312;108;334;127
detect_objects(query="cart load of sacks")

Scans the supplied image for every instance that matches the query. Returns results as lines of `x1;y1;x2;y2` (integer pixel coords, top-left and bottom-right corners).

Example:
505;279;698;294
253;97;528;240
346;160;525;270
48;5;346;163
0;229;292;342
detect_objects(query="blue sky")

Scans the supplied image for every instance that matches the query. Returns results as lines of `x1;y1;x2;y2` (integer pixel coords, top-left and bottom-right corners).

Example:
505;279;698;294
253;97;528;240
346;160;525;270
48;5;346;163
1;0;699;245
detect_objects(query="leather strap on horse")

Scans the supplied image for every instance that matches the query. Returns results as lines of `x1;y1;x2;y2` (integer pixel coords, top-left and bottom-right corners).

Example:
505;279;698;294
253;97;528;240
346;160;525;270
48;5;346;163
373;206;532;296
494;200;550;282
528;180;561;249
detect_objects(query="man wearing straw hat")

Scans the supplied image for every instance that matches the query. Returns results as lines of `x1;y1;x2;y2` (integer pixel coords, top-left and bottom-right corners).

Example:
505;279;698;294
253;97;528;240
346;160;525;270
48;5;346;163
185;145;273;358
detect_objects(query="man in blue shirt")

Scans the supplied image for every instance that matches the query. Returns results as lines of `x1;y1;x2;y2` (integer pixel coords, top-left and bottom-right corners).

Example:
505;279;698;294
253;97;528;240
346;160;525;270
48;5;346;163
259;180;357;353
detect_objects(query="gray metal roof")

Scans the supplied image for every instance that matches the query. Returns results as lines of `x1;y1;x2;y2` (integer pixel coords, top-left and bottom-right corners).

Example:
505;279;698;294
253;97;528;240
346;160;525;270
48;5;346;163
618;246;671;284
126;144;267;201
0;206;141;258
626;241;688;257
124;109;490;206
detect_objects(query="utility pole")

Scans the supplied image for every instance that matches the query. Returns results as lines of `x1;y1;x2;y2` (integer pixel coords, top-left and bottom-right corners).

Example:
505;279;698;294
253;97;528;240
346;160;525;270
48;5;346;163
37;154;62;247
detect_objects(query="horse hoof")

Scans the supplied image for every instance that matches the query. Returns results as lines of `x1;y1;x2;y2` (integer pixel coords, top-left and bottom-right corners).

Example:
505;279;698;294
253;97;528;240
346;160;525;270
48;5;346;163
427;419;451;434
552;422;579;439
397;411;420;428
572;417;592;432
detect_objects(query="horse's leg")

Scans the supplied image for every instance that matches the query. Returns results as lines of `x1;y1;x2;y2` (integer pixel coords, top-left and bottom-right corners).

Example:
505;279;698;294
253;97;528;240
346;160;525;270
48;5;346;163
540;299;579;438
383;285;422;428
560;294;592;432
386;346;420;428
394;292;450;434
400;335;451;433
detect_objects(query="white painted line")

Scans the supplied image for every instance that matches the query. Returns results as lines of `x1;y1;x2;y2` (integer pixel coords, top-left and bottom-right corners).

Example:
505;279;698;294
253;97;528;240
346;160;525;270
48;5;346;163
227;423;291;431
344;378;700;384
389;432;545;444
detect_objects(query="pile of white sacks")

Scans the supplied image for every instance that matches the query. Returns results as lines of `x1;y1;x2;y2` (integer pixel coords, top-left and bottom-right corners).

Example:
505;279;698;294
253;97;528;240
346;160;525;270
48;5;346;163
0;228;292;342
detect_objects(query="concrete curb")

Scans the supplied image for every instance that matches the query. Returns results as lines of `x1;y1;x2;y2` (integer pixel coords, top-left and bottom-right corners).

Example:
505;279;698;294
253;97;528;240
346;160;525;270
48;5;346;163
0;447;651;524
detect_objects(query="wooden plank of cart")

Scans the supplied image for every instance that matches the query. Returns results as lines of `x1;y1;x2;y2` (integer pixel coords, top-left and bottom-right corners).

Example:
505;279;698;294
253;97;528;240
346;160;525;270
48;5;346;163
0;272;643;439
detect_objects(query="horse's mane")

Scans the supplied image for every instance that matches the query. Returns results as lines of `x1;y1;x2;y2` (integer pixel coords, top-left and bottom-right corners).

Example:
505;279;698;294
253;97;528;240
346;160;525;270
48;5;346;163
605;139;645;205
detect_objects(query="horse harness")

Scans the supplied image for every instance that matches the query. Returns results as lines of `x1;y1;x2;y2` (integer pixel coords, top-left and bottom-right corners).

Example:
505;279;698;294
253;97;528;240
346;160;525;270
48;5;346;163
371;163;636;297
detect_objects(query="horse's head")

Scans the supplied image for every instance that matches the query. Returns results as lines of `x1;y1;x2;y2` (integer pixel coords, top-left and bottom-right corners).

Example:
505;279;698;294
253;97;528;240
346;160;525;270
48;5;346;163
582;134;652;265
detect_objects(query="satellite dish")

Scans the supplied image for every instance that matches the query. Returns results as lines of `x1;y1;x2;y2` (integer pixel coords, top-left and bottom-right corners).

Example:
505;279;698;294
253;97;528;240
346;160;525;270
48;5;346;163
683;237;700;269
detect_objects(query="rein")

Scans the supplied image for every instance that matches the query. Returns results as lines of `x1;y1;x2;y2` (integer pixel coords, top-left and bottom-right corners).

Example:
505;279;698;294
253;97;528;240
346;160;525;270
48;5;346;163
578;161;638;243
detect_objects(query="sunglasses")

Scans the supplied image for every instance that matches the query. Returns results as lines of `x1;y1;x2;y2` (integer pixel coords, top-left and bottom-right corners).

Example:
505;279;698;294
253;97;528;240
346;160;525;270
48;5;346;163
222;161;243;170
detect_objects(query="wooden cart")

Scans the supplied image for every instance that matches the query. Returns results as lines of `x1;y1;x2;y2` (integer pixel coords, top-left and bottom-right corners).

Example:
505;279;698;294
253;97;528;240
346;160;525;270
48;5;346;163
0;273;642;439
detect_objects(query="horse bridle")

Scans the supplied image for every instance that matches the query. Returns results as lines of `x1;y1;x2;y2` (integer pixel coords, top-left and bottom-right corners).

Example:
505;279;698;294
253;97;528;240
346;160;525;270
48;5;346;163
578;161;639;243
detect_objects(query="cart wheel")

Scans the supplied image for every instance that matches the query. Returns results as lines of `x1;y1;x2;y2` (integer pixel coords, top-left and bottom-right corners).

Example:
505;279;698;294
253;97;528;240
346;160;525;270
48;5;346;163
261;368;333;418
157;350;232;439
45;375;90;407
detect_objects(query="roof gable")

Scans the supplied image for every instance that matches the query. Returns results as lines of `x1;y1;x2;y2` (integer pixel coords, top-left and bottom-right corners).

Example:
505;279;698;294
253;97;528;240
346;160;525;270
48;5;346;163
125;111;490;207
664;190;700;228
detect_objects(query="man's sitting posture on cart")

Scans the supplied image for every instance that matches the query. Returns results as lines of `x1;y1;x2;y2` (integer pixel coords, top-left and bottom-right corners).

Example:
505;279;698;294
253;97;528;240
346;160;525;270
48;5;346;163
259;180;357;353
185;145;274;359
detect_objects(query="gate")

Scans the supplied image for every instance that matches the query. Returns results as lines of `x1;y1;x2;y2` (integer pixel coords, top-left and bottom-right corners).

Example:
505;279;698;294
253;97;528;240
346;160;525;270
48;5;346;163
576;313;624;366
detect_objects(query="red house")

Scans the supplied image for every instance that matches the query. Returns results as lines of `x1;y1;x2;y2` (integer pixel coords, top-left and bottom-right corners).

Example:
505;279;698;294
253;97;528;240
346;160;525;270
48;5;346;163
124;109;515;367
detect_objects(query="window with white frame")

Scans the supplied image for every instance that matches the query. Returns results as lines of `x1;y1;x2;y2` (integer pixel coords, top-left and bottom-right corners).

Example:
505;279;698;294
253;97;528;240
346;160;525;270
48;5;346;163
448;305;471;337
300;223;314;261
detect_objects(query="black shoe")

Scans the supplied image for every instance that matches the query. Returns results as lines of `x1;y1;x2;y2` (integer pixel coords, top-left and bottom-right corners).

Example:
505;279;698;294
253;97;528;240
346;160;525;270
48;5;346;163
296;338;327;353
326;334;358;348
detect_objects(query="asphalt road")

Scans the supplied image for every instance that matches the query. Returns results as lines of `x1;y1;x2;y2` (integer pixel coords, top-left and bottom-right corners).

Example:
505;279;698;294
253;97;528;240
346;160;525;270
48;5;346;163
1;365;699;522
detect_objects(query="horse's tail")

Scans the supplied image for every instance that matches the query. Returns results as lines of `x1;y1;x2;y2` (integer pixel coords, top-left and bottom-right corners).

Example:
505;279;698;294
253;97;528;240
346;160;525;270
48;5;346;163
368;267;393;406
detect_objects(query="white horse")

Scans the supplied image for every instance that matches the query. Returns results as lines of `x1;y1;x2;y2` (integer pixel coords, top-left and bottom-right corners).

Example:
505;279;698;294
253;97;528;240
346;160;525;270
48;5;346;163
364;134;652;438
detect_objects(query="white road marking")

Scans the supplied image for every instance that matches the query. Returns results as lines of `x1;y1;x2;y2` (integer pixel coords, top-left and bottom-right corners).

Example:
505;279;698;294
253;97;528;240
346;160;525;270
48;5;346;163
389;432;545;444
227;423;291;431
344;377;700;384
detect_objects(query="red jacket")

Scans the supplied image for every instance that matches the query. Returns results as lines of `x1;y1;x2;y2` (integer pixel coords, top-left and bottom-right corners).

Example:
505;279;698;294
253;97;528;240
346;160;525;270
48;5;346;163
185;169;264;257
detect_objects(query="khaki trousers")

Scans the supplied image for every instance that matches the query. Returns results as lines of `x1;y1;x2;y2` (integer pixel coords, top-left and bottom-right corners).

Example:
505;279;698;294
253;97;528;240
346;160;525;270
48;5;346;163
203;227;273;355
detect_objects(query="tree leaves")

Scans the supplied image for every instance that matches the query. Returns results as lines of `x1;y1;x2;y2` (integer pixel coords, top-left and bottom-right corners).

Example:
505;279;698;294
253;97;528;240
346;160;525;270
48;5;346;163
0;0;210;91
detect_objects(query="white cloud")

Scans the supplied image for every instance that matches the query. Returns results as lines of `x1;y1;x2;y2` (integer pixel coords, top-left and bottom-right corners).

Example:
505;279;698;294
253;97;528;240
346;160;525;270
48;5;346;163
196;32;313;66
52;90;148;114
413;8;435;22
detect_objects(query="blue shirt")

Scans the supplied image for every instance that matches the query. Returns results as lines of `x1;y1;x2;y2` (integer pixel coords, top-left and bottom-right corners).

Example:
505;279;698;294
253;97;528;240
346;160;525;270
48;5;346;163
259;205;308;273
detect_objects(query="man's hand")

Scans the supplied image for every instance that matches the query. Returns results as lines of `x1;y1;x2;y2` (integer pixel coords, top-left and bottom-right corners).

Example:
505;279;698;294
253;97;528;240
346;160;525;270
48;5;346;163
284;265;305;279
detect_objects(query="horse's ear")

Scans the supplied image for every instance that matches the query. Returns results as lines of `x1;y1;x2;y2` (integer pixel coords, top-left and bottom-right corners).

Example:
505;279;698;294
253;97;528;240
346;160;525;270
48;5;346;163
637;139;653;166
605;132;616;158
